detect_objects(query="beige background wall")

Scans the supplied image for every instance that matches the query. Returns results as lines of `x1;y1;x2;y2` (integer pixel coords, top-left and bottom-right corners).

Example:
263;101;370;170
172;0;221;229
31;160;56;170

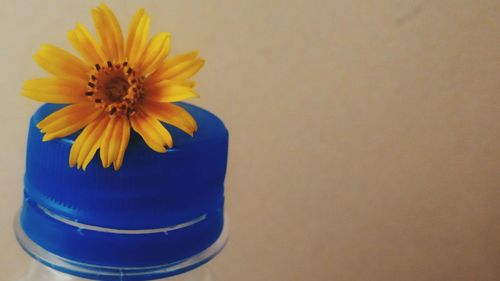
1;1;499;280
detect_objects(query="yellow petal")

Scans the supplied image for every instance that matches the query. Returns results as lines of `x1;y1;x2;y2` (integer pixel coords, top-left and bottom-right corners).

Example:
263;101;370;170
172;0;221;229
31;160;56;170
92;3;124;61
38;103;98;130
163;51;199;69
114;117;130;170
142;112;173;148
147;51;199;84
69;115;101;168
37;104;102;141
176;81;196;88
22;78;88;104
137;32;170;75
107;115;125;168
99;116;119;168
130;111;172;152
82;117;111;170
69;115;109;170
160;59;205;81
126;8;151;66
68;23;106;65
145;83;199;103
142;100;197;136
33;44;89;80
145;79;196;89
130;112;165;152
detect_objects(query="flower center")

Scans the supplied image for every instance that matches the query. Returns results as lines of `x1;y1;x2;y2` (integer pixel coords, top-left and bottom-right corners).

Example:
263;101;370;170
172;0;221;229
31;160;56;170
106;77;129;102
85;61;145;117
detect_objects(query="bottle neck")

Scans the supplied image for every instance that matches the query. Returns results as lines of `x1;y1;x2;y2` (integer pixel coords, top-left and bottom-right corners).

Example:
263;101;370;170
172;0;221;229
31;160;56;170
15;212;227;280
21;261;213;281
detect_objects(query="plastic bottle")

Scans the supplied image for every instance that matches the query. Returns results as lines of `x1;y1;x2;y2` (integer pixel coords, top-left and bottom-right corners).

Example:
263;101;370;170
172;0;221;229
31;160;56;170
15;103;229;281
18;260;214;281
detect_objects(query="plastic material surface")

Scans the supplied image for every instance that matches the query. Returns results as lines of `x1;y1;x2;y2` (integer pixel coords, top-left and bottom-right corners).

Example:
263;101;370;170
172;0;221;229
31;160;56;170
17;261;214;281
18;102;228;279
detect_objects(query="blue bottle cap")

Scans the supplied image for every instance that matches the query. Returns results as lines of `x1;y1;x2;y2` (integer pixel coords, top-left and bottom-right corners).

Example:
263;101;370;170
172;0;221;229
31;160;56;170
17;102;228;280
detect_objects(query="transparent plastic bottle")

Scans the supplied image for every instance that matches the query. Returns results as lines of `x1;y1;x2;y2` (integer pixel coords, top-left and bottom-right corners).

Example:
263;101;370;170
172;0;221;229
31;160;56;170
16;103;229;281
14;210;228;281
18;261;214;281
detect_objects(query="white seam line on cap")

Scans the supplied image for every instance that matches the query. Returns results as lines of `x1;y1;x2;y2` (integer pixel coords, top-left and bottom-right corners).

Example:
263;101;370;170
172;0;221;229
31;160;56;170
38;205;207;234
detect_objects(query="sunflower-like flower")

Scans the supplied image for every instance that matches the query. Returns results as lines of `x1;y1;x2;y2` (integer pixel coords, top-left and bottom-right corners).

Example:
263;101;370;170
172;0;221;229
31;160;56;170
22;4;204;171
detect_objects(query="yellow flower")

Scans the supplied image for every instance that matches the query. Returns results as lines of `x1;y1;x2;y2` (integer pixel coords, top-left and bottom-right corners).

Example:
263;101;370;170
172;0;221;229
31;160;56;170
23;3;205;171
